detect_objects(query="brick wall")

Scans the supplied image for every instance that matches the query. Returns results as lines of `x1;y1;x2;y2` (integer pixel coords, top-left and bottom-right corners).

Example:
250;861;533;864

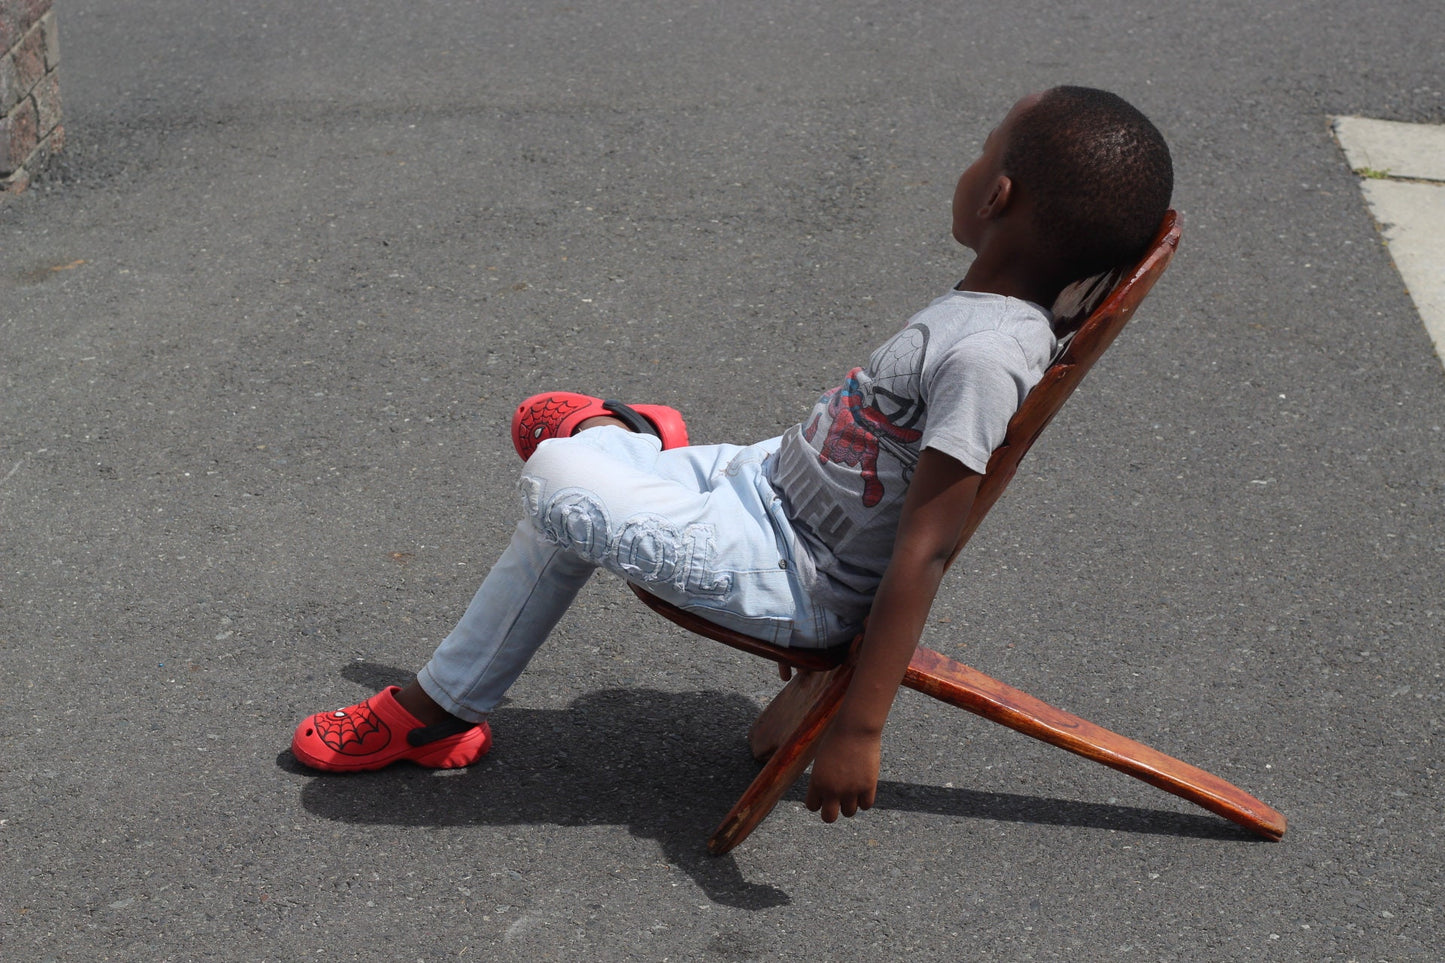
1;0;62;197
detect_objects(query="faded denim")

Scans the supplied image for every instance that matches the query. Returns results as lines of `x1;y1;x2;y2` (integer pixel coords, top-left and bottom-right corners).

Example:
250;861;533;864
418;427;857;721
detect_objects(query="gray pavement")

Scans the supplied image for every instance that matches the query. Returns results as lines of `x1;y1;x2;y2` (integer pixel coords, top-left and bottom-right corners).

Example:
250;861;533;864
2;1;1442;960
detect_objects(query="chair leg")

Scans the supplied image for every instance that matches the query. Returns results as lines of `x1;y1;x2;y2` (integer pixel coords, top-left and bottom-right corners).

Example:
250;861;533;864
708;660;857;855
902;646;1286;840
748;667;845;761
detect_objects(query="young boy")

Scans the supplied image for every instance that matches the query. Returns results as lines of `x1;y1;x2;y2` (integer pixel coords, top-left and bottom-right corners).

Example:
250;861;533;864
291;86;1173;826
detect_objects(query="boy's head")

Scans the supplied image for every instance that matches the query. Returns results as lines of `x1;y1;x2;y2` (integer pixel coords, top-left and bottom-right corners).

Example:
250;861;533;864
957;87;1173;282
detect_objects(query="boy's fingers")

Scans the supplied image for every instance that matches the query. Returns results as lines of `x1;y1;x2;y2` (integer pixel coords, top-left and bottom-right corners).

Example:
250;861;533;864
804;784;840;822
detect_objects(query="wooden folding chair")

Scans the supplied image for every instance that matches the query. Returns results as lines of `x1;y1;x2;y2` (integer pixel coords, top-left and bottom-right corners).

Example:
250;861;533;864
631;211;1287;853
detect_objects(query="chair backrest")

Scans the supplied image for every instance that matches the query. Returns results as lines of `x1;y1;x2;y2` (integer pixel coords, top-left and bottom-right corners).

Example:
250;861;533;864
944;209;1181;568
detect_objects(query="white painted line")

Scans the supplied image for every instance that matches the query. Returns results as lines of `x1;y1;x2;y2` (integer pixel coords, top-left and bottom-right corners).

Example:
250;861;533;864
1333;117;1445;182
1333;116;1445;370
1359;179;1445;360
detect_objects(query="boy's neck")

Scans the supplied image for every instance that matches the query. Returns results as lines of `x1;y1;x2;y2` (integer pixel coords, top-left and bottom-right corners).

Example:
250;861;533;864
955;254;1064;308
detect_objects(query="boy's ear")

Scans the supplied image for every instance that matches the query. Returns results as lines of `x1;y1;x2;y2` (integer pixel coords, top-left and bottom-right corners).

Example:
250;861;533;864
980;175;1014;218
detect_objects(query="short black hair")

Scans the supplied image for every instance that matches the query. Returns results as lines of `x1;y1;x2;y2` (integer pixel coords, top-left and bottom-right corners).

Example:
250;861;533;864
1002;86;1173;279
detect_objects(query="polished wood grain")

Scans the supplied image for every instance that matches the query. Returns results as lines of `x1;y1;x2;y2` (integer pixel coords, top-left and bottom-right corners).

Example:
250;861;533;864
748;660;851;762
629;584;849;674
903;646;1287;841
706;657;857;855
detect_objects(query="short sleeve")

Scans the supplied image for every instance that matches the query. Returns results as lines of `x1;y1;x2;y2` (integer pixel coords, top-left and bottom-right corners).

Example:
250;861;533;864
919;331;1034;473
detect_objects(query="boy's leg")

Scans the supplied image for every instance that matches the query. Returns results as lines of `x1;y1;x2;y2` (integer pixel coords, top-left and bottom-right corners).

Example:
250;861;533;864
388;414;633;725
290;520;593;772
292;421;849;771
415;519;595;722
402;427;718;725
516;426;852;649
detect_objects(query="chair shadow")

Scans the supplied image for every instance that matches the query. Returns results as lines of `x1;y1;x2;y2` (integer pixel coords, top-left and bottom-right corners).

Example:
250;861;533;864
288;662;1260;910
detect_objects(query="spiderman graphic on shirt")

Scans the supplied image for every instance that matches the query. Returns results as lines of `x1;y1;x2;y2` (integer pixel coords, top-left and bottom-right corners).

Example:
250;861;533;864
803;325;928;508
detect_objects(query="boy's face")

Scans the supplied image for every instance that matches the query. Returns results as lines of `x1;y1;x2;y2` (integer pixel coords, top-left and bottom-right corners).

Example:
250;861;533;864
951;93;1040;249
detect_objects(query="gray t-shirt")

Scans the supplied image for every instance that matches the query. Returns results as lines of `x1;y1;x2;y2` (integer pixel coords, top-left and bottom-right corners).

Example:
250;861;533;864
770;289;1056;620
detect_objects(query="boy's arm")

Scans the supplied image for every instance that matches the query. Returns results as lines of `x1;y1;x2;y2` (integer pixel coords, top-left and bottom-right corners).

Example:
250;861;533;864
804;446;982;822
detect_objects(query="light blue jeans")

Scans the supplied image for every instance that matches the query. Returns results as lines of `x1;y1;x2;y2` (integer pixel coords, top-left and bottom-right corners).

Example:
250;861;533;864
417;427;858;722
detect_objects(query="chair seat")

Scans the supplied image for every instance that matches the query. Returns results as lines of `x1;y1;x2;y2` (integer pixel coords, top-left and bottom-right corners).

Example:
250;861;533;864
627;583;852;673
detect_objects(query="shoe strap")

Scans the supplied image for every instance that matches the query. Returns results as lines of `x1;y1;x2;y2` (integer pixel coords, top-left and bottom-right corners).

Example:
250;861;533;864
406;717;478;747
601;400;660;439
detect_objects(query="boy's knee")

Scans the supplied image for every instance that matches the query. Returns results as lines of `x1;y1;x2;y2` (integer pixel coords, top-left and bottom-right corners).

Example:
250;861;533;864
519;438;587;507
518;474;613;563
518;437;627;562
516;464;731;597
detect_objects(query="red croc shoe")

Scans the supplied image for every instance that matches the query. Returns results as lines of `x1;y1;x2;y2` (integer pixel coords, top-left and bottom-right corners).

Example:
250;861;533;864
511;391;689;460
291;686;492;773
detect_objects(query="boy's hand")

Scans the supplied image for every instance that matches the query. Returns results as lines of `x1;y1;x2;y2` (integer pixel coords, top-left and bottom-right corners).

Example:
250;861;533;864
800;448;982;826
804;723;882;822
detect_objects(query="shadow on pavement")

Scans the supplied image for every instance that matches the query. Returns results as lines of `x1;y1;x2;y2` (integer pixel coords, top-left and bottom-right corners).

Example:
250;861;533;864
288;664;1260;909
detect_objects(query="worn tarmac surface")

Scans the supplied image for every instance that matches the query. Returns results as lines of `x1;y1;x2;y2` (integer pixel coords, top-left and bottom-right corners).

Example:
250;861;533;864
2;2;1442;960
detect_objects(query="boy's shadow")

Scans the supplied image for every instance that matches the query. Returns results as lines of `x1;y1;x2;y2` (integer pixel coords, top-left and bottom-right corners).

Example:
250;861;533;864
294;664;794;908
291;662;1257;910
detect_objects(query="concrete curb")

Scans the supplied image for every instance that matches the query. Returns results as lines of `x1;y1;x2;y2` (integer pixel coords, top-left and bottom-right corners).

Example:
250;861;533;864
1333;116;1445;368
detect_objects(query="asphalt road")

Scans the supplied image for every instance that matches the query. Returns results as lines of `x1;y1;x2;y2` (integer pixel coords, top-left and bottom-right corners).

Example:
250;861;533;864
2;1;1442;960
